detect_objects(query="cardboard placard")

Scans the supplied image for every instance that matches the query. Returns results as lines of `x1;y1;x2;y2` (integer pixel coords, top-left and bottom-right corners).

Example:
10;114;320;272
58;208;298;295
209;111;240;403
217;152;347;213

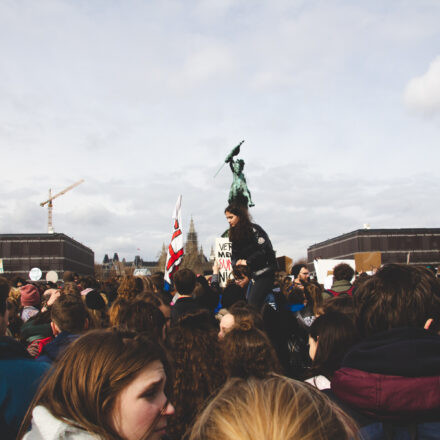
355;252;381;273
215;237;232;287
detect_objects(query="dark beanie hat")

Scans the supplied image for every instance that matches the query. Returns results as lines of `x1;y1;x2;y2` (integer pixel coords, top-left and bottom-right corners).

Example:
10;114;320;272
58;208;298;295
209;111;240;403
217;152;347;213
20;284;40;307
85;290;106;310
291;264;306;278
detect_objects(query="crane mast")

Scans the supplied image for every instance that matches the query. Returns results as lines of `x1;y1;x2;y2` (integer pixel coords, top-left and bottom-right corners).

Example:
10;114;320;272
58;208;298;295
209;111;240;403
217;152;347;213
40;179;84;233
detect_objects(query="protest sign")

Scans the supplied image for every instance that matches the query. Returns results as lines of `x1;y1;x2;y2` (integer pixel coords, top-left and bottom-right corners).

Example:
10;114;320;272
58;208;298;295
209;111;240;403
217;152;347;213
355;252;381;273
215;237;232;287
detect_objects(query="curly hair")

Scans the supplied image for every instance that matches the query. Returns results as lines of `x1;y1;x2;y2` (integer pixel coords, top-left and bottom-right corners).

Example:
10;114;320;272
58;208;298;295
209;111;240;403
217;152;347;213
228;303;264;331
221;327;282;379
114;299;165;340
62;282;81;296
166;311;226;440
117;276;143;299
333;263;355;282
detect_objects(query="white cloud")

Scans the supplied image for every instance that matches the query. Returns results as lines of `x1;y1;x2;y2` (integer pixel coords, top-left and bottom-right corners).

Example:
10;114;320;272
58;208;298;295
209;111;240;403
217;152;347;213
404;56;440;115
1;1;440;266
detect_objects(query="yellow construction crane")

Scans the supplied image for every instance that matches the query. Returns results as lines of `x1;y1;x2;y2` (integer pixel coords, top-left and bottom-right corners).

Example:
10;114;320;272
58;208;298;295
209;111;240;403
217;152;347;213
40;179;84;233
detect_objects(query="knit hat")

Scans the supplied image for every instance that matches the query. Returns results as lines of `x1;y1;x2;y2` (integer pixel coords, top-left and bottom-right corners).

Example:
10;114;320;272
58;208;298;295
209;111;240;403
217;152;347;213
20;284;40;307
85;290;106;310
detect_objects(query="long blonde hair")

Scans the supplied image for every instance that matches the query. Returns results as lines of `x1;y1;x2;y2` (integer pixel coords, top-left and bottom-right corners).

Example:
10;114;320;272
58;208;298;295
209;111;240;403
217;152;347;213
189;375;358;440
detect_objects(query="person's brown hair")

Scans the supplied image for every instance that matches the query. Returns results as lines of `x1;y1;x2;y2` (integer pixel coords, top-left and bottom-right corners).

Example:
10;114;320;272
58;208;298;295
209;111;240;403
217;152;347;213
308;312;359;380
173;269;196;295
333;263;355;282
232;264;251;280
150;271;165;292
18;330;171;440
62;282;80;296
355;263;440;337
222;327;282;379
322;294;356;320
189;375;359;440
228;303;264;331
117;275;143;299
136;275;155;294
108;296;130;327
224;204;254;243
114;299;165;340
51;294;88;334
166;311;225;440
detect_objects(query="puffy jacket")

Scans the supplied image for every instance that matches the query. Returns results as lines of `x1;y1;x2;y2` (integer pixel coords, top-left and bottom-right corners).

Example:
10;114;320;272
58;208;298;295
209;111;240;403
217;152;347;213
331;328;440;439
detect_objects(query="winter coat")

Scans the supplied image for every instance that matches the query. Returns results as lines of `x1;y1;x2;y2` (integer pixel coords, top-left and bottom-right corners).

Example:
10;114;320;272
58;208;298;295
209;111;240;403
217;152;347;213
331;327;440;439
0;337;50;440
23;405;99;439
231;223;277;276
37;331;80;364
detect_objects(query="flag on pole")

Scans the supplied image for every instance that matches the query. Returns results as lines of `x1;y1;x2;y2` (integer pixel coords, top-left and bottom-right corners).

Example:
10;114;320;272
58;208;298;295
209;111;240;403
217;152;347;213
164;195;184;285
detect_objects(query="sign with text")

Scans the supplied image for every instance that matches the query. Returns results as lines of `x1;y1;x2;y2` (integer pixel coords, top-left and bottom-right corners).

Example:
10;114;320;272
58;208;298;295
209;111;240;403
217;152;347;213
215;237;233;287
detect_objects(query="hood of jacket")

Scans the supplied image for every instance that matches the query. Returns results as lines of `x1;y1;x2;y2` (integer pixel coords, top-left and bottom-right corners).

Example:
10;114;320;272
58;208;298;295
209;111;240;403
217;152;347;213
332;327;440;422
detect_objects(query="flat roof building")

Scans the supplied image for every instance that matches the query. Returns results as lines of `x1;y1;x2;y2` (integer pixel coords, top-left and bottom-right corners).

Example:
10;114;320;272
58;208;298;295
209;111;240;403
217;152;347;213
308;228;440;269
0;233;94;280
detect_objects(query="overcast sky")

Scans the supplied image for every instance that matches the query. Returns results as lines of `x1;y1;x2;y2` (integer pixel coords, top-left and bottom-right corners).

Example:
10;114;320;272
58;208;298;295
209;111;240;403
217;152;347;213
1;0;440;264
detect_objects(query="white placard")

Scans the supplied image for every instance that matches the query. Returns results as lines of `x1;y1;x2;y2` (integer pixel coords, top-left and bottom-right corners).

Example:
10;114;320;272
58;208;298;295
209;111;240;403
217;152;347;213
29;267;42;281
215;237;233;287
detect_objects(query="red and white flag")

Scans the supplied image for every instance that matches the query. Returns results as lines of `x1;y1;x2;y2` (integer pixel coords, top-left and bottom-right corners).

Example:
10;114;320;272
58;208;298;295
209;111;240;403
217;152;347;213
164;195;184;284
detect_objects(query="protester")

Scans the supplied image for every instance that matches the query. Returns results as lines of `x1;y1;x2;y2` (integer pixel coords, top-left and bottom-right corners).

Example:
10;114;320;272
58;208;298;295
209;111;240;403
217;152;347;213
325;263;355;297
331;264;440;438
19;330;175;440
320;294;356;320
166;311;225;440
189;375;359;440
37;294;88;364
305;312;358;390
291;263;310;286
225;204;277;310
0;277;50;440
192;275;219;314
117;275;144;299
20;284;41;322
170;268;200;324
218;302;264;339
113;299;166;340
221;326;282;379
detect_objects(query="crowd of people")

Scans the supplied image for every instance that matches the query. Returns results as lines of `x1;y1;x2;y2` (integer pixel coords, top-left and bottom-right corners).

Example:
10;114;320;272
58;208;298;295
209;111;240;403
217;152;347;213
0;204;439;439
